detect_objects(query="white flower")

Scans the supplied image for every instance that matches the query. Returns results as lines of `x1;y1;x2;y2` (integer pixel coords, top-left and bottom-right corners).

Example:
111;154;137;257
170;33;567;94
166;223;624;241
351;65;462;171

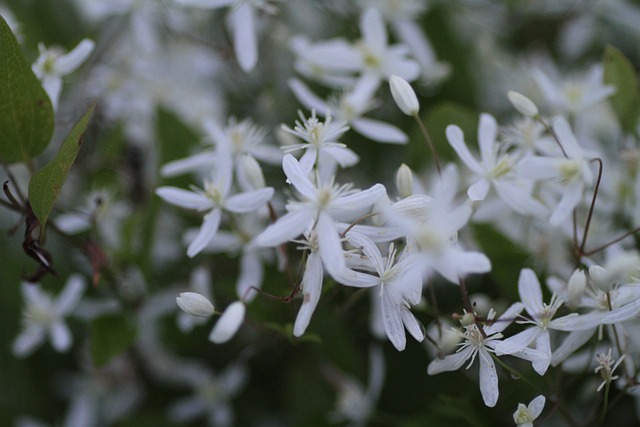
517;116;593;225
32;39;95;110
428;303;544;407
340;231;424;351
513;395;546;427
156;144;274;257
13;275;86;357
446;113;547;217
288;76;408;144
389;75;419;116
176;292;215;318
209;301;245;344
254;154;386;280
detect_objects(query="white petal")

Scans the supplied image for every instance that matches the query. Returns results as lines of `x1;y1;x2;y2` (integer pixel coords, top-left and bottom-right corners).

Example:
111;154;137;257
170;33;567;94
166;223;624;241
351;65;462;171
550;181;583;226
331;183;386;211
293;252;323;337
288;78;330;115
478;348;499;407
282;154;316;200
428;347;474;374
485;302;524;335
323;146;360;168
187;209;222;258
56;39;94;74
228;3;257;72
56;274;86;315
345;231;384;275
518;268;544;316
236;251;263;302
50;321;72;352
602;298;640;324
156;187;212;211
382;288;406;351
478;113;497;165
401;306;424;343
361;8;387;51
552;117;581;159
529;395;546;418
316;212;346;278
225;187;274;212
160;151;215;177
494;181;548;218
516;156;563;180
494;327;540;356
352;118;408;144
467;179;490;201
254;209;312;247
551;329;593;366
446;125;482;174
12;327;46;357
42;76;62;110
209;301;245;343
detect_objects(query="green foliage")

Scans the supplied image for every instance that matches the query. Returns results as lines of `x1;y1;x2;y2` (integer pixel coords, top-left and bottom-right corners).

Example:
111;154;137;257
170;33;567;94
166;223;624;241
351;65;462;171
90;313;137;367
28;104;95;238
603;46;640;134
0;15;54;164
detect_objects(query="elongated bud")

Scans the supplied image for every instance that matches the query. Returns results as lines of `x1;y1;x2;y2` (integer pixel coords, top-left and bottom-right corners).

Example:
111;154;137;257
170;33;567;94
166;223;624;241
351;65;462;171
239;155;266;190
209;301;245;343
566;269;586;307
390;75;419;116
589;265;611;292
176;292;215;317
507;91;539;118
395;163;413;198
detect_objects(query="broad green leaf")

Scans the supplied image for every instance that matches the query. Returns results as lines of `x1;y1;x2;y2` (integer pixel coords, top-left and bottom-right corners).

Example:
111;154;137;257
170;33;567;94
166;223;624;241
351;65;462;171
90;314;137;367
603;46;640;133
28;105;95;237
0;15;54;164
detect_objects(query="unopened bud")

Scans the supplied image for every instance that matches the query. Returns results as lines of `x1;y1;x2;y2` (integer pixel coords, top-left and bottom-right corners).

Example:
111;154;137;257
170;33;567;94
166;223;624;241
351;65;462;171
209;301;245;343
395;163;414;198
508;91;539;118
589;265;612;292
390;75;419;116
176;292;215;317
239;155;266;190
566;269;586;307
460;312;475;326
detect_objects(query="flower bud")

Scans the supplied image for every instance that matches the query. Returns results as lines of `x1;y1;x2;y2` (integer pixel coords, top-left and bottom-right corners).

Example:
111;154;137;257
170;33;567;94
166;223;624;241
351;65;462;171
390;75;419;116
460;311;475;326
508;91;539;118
589;265;612;292
239;155;266;190
566;269;586;307
209;301;245;343
395;163;414;198
176;292;215;317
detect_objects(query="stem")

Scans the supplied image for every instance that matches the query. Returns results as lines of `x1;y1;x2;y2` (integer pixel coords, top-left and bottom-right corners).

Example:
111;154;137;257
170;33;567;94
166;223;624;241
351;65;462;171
491;354;539;391
537;117;568;158
583;224;640;256
599;381;611;424
579;158;603;256
414;115;441;175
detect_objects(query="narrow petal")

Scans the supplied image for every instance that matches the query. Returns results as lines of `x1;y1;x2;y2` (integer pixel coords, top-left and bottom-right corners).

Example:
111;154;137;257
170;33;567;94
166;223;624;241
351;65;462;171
427;347;474;374
187;209;222;258
382;288;406;351
254;209;312;247
282;154;316;200
467;179;490;201
56;274;86;315
351;119;408;144
225;187;274;212
361;8;387;51
518;268;544;316
228;3;257;71
331;183;386;211
288;78;330;115
550;181;583;226
156;187;212;211
551;329;594;366
478;349;499;407
56;39;94;74
209;301;245;343
293;252;323;336
345;231;384;274
445;125;482;174
160;151;215;177
316;212;346;278
322;146;360;167
485;302;524;335
494;327;540;356
529;395;546;418
478;113;497;165
552;116;581;159
494;181;548;218
401;306;425;343
50;321;72;352
236;251;263;302
12;327;46;357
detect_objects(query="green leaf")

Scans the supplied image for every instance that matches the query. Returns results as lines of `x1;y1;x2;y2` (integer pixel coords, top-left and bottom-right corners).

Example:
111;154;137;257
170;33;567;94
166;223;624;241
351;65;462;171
0;15;54;164
90;314;137;367
603;46;640;133
28;104;95;236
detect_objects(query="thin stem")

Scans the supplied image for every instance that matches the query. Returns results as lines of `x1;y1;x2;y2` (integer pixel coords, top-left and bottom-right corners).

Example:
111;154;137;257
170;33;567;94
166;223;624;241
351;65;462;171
579;158;603;256
599;381;611;424
491;354;539;390
537;117;568;158
583;224;640;256
414;115;441;175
